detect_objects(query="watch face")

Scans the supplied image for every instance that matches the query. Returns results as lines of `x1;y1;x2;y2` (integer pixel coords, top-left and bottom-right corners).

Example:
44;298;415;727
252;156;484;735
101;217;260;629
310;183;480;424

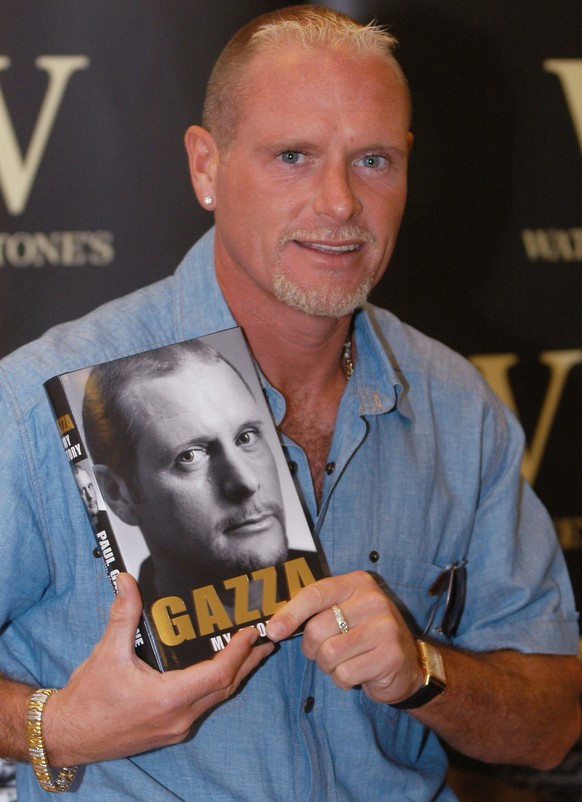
418;640;447;685
389;641;448;710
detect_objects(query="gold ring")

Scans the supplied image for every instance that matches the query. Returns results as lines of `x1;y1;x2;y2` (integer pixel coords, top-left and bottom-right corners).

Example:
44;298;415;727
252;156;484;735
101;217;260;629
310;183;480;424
331;604;349;635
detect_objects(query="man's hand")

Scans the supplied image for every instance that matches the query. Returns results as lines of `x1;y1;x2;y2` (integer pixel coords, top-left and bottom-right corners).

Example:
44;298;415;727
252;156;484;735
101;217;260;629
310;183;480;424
43;573;274;766
266;570;582;770
266;570;424;705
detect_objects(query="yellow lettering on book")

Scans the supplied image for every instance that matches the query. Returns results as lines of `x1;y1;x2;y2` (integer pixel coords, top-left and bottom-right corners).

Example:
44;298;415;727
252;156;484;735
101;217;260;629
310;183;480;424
151;596;196;646
251;565;286;615
150;557;319;648
222;574;260;624
192;586;233;636
284;557;317;598
56;414;74;435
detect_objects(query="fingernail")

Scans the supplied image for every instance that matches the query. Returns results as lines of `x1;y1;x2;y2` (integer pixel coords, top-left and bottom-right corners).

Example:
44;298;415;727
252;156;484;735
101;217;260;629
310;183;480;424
266;620;284;641
115;573;126;596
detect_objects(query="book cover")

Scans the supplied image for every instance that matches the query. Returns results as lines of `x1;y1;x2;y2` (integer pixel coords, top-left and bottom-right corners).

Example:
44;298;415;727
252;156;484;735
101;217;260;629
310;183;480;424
44;327;326;670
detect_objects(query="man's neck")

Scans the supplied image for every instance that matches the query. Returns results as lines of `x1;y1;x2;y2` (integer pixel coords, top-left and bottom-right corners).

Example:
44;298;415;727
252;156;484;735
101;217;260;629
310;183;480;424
216;260;355;504
216;261;352;397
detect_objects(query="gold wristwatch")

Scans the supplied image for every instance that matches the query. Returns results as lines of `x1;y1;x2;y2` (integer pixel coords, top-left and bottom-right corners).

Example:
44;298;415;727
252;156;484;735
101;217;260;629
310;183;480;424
389;640;447;710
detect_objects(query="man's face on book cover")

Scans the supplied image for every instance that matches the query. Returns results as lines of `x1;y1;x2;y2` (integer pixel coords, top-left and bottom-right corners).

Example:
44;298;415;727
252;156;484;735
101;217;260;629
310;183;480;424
120;356;288;582
74;465;99;521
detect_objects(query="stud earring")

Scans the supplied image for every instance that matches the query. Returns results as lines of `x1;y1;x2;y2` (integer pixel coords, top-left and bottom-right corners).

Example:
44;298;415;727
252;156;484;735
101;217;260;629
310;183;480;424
203;195;213;206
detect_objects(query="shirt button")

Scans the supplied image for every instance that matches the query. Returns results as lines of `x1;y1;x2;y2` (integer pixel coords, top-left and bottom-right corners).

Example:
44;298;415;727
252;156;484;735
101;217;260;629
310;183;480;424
288;461;298;475
369;550;380;563
325;462;335;475
304;696;315;713
93;547;101;559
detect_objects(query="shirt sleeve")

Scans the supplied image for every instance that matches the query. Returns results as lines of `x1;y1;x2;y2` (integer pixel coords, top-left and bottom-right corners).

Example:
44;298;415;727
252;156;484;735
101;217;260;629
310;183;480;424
0;372;52;673
454;390;579;655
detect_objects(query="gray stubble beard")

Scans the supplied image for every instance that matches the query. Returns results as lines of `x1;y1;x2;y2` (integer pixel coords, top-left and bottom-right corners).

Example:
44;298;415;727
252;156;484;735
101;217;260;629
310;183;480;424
273;225;377;318
272;269;373;318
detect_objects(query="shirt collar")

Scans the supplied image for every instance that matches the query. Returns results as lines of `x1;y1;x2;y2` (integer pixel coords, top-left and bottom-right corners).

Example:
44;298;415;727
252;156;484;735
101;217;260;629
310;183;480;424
352;305;414;421
174;227;237;340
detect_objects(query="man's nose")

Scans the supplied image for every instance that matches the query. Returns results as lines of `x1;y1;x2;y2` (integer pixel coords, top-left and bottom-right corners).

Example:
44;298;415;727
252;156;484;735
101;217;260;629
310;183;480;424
312;160;362;222
219;447;259;502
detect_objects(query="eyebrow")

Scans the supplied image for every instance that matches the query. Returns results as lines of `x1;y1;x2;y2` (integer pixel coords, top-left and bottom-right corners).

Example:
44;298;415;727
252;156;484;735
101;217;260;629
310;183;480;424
165;417;266;454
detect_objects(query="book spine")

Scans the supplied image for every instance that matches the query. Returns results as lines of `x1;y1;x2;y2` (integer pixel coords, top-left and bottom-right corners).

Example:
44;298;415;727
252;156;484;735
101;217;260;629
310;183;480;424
44;375;164;671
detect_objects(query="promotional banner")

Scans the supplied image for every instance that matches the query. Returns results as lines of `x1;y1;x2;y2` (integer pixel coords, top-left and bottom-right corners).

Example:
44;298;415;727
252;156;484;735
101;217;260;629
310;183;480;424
0;1;580;797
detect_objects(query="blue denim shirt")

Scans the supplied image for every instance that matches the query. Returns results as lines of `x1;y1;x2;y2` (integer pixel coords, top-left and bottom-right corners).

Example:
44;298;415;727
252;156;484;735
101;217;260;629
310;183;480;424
0;228;577;801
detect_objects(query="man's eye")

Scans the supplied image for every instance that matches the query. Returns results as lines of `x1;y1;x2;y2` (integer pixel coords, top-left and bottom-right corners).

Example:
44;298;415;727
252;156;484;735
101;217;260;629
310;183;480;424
358;154;387;169
279;151;304;165
236;429;260;447
176;448;205;467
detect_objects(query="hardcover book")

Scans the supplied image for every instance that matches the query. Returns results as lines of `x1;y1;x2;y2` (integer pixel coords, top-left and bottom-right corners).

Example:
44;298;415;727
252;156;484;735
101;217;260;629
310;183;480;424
44;327;326;670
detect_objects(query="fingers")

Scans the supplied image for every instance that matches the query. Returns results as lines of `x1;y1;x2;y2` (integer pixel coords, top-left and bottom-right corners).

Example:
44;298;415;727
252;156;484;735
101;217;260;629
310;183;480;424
48;622;275;765
184;628;274;712
145;629;275;750
302;605;419;703
193;627;274;696
266;570;423;704
302;598;395;676
266;571;372;642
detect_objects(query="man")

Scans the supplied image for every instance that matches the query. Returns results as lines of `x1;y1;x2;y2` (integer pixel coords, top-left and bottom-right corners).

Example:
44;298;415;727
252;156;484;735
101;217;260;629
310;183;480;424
0;6;579;801
72;464;100;528
81;340;289;599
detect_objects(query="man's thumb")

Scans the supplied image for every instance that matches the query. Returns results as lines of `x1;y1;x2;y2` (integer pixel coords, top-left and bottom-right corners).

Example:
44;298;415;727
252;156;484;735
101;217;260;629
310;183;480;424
105;572;143;653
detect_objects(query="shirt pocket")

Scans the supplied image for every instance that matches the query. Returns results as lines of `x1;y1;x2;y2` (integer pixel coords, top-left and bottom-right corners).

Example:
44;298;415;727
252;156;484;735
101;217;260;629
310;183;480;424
369;554;450;639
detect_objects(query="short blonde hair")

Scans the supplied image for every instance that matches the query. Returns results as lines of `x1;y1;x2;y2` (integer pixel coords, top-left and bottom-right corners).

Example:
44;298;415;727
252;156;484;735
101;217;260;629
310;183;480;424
203;5;410;153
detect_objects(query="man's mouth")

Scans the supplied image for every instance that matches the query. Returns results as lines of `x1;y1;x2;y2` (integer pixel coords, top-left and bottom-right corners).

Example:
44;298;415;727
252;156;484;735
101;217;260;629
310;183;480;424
223;512;277;537
298;241;361;255
281;225;375;257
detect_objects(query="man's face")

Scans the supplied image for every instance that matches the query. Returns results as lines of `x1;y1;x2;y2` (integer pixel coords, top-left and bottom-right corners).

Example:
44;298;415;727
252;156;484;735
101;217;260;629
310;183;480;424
75;467;99;518
212;46;412;318
123;357;287;581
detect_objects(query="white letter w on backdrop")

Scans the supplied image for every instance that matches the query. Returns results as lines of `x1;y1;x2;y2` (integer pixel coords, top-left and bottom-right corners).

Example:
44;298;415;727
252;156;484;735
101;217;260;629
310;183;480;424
544;59;582;155
470;350;582;485
0;56;89;215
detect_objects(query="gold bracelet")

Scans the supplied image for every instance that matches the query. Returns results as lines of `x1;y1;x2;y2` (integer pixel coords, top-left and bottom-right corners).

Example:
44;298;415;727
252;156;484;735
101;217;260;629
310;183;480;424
27;689;77;793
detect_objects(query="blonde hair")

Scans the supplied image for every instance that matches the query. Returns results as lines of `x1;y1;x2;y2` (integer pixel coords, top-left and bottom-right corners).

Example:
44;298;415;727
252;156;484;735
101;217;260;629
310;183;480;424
203;5;409;153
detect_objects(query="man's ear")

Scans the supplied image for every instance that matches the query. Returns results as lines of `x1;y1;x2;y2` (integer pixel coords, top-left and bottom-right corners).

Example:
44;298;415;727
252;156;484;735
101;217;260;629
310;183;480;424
93;465;140;527
184;125;220;211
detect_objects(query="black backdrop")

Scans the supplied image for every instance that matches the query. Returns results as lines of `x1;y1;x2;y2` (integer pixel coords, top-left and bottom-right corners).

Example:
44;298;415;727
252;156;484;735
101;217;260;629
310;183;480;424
0;0;580;793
